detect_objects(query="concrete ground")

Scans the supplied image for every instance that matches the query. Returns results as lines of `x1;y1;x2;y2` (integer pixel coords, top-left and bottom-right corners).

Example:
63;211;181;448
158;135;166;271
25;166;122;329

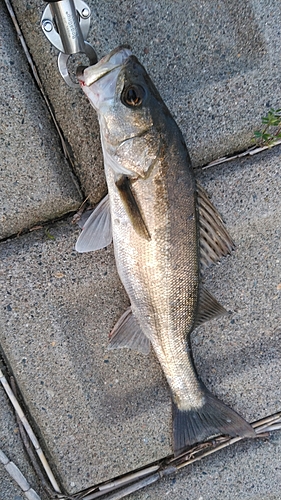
0;380;49;500
1;0;281;498
0;1;82;240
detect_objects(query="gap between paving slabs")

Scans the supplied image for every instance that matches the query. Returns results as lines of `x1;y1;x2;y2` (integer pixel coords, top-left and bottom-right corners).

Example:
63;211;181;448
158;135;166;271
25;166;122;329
9;0;281;200
2;11;280;494
1;364;281;499
1;145;280;500
0;359;49;500
2;19;280;500
1;353;281;500
0;70;280;492
1;0;83;241
2;0;280;498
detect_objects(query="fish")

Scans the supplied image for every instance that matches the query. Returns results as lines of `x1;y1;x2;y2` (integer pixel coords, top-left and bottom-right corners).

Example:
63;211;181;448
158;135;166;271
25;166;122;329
75;46;255;456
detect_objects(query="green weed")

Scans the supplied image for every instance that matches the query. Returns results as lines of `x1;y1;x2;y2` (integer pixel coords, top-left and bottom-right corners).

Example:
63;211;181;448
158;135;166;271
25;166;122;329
45;228;55;240
254;108;281;146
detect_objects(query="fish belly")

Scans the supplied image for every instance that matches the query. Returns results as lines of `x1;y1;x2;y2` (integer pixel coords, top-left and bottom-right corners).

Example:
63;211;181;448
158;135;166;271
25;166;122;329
105;147;204;408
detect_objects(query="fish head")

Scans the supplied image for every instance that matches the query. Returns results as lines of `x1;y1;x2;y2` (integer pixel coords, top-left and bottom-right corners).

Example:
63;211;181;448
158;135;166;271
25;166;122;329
78;47;163;178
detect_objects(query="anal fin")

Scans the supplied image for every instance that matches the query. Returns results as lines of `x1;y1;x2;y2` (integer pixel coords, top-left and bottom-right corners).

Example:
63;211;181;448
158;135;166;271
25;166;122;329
194;287;227;329
108;307;151;355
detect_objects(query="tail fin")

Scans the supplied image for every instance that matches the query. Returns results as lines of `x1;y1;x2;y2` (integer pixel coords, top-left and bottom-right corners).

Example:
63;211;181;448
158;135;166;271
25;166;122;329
172;383;255;456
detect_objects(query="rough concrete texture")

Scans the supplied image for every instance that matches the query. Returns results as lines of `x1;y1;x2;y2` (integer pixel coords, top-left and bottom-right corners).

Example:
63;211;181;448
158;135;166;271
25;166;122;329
0;218;171;493
9;0;281;204
195;149;281;424
1;0;281;497
1;146;280;495
0;2;82;239
0;382;47;500
128;436;281;500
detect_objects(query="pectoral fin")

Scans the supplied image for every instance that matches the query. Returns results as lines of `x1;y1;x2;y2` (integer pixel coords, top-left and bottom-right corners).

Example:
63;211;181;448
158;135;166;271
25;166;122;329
115;175;151;241
197;183;235;270
75;194;112;253
193;287;227;329
108;307;151;355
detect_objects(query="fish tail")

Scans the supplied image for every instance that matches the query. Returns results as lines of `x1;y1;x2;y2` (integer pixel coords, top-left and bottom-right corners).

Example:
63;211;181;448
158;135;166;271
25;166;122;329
172;383;255;456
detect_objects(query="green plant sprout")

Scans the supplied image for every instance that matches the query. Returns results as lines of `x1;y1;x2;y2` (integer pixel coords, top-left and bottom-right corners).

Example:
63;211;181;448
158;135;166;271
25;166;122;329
45;228;55;240
254;108;281;146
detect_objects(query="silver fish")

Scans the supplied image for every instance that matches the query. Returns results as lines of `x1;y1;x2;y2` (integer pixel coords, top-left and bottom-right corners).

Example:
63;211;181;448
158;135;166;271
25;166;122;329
76;47;255;455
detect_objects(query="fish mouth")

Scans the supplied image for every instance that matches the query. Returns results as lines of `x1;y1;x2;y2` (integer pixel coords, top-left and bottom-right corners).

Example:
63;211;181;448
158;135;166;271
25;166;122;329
77;45;132;86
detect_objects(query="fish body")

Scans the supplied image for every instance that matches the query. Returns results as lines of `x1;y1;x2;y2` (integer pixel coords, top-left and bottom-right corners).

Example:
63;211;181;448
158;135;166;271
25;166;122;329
76;47;255;454
107;114;202;409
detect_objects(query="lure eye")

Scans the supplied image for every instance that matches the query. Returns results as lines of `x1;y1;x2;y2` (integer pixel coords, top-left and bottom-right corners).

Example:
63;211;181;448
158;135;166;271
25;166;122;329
121;85;144;107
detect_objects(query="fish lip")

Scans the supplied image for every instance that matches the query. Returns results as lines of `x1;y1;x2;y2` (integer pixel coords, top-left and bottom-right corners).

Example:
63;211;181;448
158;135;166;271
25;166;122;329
76;45;132;86
76;65;87;80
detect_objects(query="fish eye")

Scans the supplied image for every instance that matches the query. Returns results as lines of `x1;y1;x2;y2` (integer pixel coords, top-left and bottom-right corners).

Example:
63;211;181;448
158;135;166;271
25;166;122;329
121;85;144;107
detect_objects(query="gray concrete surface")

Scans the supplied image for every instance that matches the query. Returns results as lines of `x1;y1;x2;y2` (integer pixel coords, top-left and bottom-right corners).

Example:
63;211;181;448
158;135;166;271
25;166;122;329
128;436;281;500
0;216;171;493
1;147;281;495
0;1;82;239
1;0;281;498
0;382;47;500
9;0;281;205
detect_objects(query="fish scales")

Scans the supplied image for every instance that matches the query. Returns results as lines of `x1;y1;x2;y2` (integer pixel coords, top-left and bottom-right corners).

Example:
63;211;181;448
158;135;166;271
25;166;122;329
76;46;255;455
106;128;203;410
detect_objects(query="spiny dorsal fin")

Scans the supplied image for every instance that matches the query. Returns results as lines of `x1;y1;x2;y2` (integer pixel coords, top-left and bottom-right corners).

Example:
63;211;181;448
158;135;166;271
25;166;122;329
115;175;151;241
75;194;112;253
108;307;151;355
197;183;235;269
193;287;227;329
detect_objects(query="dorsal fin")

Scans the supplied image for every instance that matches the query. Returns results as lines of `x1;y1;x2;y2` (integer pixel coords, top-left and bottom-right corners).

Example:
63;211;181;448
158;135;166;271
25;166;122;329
108;307;151;355
197;183;235;269
193;287;227;329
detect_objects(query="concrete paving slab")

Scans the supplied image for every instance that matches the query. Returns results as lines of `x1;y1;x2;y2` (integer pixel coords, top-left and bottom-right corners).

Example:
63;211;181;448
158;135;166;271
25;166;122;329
1;146;280;495
0;2;82;239
0;472;24;500
9;0;281;205
127;435;281;500
0;218;171;494
113;146;281;500
0;381;47;500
